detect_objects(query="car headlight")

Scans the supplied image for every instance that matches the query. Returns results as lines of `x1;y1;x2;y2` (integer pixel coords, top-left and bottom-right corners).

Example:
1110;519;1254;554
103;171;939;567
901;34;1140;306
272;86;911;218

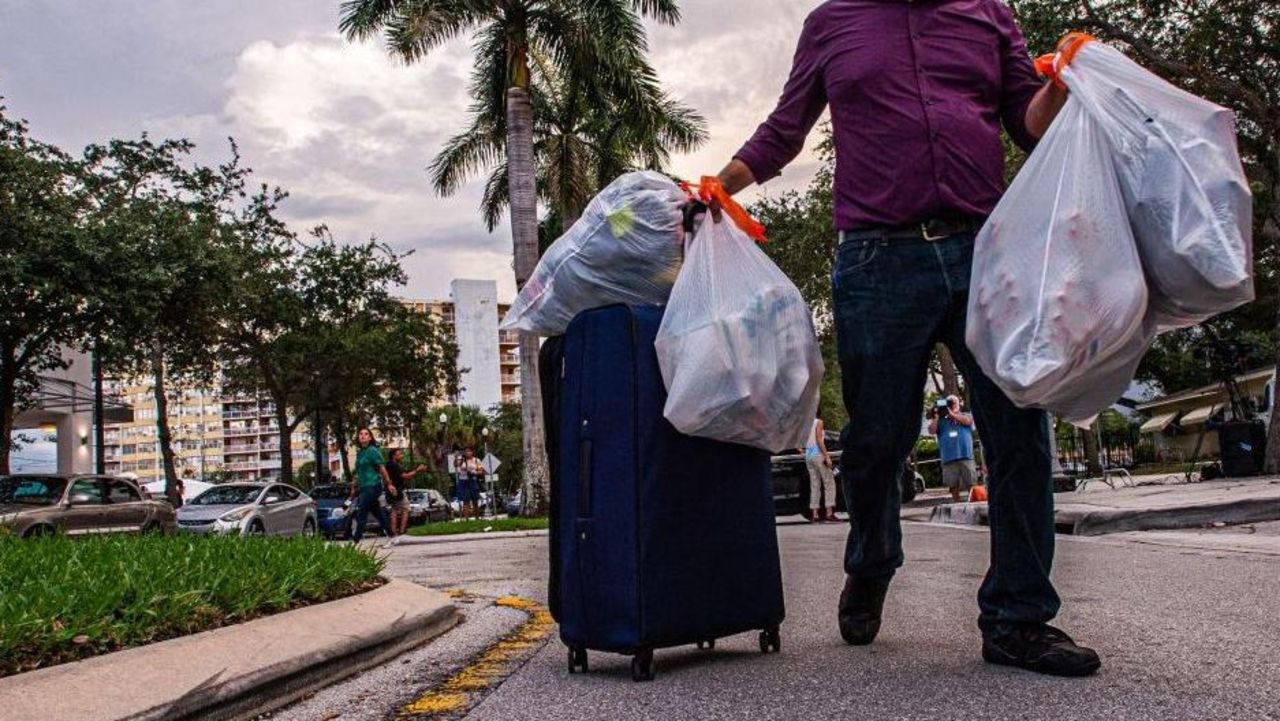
220;508;253;523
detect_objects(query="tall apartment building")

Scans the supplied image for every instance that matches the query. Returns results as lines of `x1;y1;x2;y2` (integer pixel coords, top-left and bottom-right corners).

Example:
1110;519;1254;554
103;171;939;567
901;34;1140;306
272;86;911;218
103;381;311;483
402;278;520;410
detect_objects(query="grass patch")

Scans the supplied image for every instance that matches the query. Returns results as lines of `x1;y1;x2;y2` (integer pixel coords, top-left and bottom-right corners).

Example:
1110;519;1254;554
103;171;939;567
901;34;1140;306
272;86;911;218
0;534;382;677
408;517;549;537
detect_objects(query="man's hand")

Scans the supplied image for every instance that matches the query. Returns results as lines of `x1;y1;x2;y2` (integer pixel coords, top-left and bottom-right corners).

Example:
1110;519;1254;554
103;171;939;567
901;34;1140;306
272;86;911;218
707;160;757;222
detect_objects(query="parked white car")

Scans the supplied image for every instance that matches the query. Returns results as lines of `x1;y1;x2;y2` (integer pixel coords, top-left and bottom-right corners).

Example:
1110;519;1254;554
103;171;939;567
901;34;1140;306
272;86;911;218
176;482;317;537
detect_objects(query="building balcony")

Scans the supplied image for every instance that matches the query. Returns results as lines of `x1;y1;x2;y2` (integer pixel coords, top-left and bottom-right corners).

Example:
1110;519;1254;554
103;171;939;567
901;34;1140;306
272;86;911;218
224;444;261;454
501;375;521;385
223;426;262;437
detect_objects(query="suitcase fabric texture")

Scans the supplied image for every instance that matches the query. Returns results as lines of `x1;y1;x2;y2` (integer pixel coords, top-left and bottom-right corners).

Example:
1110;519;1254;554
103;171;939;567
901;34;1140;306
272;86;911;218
545;304;784;681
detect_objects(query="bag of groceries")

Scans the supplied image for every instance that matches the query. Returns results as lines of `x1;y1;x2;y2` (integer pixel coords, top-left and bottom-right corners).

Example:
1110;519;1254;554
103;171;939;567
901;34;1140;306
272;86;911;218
966;97;1150;424
968;36;1254;423
1061;40;1254;330
655;179;824;452
500;171;687;336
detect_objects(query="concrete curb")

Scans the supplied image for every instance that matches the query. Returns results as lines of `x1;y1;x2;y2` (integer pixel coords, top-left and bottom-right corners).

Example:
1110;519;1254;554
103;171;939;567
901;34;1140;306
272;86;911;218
1065;497;1280;536
0;578;460;721
398;529;548;545
928;495;1280;536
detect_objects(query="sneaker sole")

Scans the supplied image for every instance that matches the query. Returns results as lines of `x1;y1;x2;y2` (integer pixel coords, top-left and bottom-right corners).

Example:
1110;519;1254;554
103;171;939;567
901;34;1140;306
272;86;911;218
982;646;1101;678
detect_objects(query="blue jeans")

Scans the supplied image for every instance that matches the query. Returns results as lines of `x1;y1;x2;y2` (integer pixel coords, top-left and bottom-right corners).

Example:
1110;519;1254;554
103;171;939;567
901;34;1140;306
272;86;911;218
350;484;390;543
833;230;1060;632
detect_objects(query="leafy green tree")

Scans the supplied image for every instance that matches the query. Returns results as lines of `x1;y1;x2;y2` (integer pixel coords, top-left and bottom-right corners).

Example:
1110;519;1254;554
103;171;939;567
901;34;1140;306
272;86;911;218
340;0;684;516
82;136;245;501
222;222;417;484
0;106;96;473
1006;0;1280;466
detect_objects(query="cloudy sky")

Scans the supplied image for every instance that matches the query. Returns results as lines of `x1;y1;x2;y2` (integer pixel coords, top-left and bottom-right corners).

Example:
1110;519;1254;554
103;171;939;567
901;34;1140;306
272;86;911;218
0;0;828;302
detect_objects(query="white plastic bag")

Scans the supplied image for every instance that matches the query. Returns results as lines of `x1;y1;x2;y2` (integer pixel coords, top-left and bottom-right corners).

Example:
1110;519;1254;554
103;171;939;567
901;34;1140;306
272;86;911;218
1063;41;1254;330
655;217;824;452
500;171;687;335
967;98;1150;424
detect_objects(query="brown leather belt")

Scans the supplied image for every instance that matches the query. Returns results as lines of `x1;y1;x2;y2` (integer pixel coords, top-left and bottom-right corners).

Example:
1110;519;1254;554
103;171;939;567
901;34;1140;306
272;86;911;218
839;217;986;245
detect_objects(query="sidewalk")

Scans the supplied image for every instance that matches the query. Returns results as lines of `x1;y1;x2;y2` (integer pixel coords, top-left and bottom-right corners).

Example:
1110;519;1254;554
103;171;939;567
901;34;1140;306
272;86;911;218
0;579;459;721
928;476;1280;535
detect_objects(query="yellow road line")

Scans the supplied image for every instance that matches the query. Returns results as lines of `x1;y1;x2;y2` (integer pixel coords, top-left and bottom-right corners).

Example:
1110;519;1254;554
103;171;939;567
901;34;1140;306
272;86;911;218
398;596;555;719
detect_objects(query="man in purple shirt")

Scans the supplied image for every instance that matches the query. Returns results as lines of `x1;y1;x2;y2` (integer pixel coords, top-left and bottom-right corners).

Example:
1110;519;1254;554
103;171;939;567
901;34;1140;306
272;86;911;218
715;0;1100;677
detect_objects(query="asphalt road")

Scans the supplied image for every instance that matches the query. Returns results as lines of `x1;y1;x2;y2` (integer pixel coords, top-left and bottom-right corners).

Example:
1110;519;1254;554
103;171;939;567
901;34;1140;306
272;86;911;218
275;520;1280;720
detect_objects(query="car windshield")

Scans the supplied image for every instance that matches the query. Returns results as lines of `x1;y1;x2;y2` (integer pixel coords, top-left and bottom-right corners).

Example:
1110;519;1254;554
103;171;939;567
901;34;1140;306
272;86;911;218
406;490;427;501
190;485;262;506
0;476;66;506
309;485;347;500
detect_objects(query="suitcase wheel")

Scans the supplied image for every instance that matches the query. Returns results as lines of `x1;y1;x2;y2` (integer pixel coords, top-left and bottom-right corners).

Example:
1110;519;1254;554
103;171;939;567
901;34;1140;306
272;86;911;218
631;649;655;682
567;646;588;674
696;639;716;651
759;627;781;654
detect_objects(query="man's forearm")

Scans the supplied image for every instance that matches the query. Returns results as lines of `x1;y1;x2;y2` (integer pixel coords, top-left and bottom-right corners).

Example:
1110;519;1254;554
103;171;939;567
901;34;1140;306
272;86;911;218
717;159;757;196
1024;82;1069;139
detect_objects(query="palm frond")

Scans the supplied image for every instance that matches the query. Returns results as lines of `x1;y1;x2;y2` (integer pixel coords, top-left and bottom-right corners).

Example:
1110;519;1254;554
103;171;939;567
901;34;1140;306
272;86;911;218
429;118;505;196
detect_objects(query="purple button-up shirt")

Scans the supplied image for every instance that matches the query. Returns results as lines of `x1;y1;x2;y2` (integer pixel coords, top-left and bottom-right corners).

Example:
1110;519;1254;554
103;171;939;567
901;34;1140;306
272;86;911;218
735;0;1043;230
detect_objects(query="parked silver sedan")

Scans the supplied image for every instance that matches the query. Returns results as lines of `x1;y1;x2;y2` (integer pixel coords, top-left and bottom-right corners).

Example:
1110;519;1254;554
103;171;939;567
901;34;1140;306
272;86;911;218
176;482;317;537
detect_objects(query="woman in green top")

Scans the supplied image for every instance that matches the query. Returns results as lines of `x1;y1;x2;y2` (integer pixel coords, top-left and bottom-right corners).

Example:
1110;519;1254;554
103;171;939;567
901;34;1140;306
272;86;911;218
349;426;393;544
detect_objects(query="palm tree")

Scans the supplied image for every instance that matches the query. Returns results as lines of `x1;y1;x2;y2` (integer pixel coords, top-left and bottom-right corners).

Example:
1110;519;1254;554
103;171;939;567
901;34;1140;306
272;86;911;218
433;53;706;231
340;0;683;515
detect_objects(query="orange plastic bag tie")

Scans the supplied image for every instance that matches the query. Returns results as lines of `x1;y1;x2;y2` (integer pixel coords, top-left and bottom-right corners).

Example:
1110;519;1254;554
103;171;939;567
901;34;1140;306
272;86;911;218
696;176;768;244
1035;31;1095;88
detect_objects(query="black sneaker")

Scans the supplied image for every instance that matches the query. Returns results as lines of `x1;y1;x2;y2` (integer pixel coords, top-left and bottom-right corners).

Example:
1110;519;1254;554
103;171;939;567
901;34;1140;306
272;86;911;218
838;576;890;645
982;624;1101;677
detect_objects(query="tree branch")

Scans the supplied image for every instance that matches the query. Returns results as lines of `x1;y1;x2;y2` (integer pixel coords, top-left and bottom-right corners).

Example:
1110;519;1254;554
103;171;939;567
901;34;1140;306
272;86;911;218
1077;0;1269;119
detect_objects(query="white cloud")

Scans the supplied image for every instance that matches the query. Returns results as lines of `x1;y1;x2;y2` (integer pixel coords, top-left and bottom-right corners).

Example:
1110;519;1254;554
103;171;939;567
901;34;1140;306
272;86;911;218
2;0;833;303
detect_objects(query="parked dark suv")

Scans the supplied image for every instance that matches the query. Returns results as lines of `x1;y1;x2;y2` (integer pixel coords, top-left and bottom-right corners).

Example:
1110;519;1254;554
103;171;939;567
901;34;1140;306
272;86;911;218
771;433;925;517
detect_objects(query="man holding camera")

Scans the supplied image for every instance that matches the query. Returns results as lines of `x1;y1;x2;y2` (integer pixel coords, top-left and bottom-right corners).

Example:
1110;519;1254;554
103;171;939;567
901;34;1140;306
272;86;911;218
929;396;976;503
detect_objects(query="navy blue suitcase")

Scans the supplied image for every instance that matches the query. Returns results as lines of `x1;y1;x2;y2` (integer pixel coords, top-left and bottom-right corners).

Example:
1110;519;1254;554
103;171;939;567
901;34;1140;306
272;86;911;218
547;304;785;682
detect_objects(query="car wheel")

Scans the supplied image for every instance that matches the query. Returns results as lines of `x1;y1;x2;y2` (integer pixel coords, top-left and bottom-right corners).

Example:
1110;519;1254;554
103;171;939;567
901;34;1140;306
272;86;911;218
247;520;266;537
24;524;55;538
302;518;316;537
141;521;165;536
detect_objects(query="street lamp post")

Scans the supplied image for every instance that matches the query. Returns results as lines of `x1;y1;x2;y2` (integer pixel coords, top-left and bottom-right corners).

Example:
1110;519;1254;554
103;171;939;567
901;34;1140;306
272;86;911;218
481;427;491;509
439;412;450;496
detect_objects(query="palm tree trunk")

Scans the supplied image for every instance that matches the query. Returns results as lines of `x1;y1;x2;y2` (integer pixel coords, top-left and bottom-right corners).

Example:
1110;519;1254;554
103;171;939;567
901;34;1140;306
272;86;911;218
507;84;550;517
935;344;962;400
1082;419;1104;477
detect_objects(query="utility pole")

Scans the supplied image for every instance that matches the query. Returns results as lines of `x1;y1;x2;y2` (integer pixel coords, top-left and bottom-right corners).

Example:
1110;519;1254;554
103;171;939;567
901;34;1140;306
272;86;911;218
92;343;105;475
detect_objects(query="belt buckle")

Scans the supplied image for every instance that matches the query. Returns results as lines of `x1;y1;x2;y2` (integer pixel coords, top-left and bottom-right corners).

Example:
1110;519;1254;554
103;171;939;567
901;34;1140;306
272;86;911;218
921;221;948;242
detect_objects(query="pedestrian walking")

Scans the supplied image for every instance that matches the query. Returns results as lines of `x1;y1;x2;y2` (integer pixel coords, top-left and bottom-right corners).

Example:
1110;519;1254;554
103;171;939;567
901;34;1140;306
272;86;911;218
712;2;1099;676
929;396;977;503
805;417;838;523
348;427;393;545
385;448;427;544
455;447;484;519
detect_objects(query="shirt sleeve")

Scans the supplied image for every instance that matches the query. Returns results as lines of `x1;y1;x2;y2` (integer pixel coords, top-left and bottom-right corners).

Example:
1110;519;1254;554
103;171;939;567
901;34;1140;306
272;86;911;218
733;15;828;182
994;1;1043;153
